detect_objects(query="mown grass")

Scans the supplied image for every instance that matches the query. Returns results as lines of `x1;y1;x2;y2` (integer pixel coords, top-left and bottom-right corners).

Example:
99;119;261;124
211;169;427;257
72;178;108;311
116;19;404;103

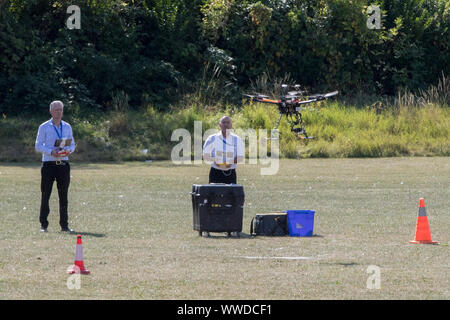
0;158;448;299
0;101;449;162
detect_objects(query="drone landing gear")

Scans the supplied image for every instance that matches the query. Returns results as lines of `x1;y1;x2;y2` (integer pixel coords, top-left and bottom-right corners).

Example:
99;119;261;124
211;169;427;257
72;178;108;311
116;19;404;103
291;127;314;139
288;115;313;139
291;127;304;134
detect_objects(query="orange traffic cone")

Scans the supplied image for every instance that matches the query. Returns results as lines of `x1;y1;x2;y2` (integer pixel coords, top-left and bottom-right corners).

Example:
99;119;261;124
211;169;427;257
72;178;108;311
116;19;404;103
409;198;439;245
68;235;91;274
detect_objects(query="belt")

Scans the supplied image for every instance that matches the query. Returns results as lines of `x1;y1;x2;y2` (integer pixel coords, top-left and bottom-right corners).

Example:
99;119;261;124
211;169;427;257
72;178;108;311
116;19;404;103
212;167;234;172
43;160;69;166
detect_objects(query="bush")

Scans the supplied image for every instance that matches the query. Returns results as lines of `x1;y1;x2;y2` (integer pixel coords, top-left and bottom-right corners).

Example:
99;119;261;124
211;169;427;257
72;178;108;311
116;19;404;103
2;0;448;116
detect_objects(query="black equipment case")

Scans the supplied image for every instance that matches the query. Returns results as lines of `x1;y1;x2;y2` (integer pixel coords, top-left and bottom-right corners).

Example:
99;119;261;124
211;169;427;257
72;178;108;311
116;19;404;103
191;184;245;236
250;213;289;236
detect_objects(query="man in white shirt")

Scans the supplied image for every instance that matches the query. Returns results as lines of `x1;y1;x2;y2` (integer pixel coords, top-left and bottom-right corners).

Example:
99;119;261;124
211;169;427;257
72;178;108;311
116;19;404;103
35;101;76;233
203;116;244;184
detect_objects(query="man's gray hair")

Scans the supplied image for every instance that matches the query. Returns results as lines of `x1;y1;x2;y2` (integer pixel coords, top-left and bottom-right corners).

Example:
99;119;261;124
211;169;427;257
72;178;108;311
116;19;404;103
49;100;64;111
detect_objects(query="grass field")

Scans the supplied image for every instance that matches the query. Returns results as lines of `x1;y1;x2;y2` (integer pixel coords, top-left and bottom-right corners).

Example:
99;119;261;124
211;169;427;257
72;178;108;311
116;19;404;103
0;158;448;299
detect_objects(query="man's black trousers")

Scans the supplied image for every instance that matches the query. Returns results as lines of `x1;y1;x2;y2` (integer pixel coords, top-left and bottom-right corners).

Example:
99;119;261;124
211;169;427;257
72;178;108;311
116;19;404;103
209;167;237;184
40;162;70;229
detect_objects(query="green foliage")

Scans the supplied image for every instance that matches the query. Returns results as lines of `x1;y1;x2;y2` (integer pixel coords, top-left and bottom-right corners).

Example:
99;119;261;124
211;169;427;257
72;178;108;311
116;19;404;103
0;0;448;116
2;98;448;162
201;0;235;42
304;102;450;157
0;0;187;115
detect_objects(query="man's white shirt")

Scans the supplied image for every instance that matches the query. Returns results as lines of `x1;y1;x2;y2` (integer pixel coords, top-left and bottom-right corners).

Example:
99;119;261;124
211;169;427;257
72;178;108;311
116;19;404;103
203;132;244;170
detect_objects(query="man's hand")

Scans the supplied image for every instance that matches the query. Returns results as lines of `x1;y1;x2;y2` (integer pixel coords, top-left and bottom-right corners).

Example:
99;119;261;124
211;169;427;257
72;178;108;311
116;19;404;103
51;148;70;157
215;162;232;169
58;150;70;157
51;149;60;157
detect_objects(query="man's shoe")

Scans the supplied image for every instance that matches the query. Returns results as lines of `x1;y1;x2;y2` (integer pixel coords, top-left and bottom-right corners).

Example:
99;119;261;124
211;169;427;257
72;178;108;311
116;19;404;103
61;227;74;232
40;227;48;233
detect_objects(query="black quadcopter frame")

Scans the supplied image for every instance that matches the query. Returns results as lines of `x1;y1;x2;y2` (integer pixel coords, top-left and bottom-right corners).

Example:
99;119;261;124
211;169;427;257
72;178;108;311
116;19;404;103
244;85;338;139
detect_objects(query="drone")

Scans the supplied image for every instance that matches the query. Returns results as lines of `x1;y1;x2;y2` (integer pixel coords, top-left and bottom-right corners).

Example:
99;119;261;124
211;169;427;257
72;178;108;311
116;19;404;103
243;84;338;139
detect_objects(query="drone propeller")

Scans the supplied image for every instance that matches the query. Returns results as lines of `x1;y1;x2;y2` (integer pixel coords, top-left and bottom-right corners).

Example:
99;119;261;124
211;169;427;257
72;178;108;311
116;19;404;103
287;91;305;96
243;93;270;100
295;98;318;105
284;95;300;100
308;90;339;100
324;90;339;98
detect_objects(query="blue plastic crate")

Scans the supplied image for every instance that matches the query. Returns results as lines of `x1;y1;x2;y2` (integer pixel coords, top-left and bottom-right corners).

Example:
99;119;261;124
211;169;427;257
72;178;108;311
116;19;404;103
285;210;315;237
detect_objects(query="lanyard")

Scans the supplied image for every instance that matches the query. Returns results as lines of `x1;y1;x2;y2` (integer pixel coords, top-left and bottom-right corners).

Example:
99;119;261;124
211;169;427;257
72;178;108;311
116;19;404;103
219;136;233;146
219;135;238;158
52;122;63;139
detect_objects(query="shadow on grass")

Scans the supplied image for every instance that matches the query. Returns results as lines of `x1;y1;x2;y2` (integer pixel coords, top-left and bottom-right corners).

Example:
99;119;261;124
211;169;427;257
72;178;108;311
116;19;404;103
319;261;359;267
65;231;106;238
198;233;324;239
198;232;253;239
336;262;358;267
